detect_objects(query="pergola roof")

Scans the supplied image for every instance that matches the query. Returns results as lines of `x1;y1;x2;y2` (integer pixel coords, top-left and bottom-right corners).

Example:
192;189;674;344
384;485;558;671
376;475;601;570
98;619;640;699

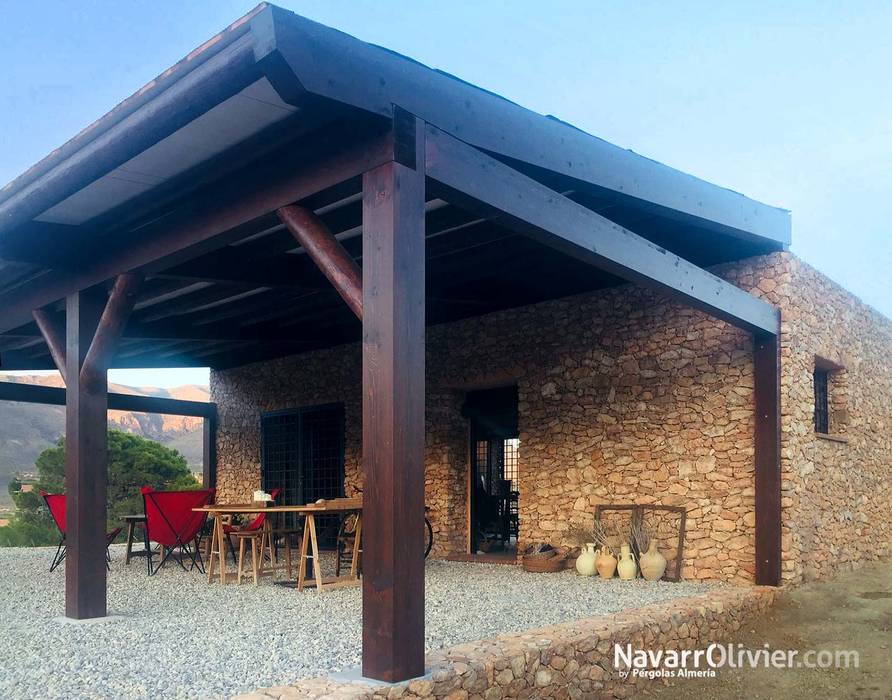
0;3;790;371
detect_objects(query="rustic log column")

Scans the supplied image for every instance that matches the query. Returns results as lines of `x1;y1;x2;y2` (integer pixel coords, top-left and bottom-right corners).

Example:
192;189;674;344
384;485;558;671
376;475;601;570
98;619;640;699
64;289;108;619
361;115;426;681
753;330;782;586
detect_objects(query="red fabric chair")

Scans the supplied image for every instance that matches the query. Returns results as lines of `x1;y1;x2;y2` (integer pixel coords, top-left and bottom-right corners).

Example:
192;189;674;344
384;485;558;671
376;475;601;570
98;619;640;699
141;487;215;575
41;491;122;573
221;487;281;562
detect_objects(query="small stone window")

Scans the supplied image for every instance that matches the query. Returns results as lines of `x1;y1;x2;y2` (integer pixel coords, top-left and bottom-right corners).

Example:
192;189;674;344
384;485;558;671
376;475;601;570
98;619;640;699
813;356;847;438
813;369;830;433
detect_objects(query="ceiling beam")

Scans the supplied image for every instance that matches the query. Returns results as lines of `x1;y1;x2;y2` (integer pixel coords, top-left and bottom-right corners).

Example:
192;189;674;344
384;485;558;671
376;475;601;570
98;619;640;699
0;380;214;417
0;129;397;334
0;34;262;236
424;125;780;336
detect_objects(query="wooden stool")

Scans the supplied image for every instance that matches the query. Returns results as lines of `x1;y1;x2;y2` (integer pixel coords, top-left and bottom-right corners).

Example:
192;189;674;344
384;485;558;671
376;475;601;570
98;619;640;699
123;514;148;564
234;531;264;585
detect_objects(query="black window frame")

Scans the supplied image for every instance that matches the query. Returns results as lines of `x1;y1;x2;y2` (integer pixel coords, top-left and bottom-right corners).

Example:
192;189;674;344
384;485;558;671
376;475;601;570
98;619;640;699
813;369;830;434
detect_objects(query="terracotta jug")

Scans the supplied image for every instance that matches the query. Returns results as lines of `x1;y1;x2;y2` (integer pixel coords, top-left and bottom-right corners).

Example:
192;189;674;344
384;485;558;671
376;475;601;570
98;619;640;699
575;543;598;576
639;541;667;581
617;543;637;580
596;547;617;579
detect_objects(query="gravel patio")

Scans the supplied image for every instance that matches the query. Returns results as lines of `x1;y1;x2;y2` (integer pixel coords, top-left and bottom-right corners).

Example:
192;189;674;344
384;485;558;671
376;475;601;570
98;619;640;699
0;545;716;699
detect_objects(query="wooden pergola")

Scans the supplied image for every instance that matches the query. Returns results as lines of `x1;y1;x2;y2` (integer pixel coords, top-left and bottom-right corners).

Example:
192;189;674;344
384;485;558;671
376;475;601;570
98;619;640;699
0;5;787;682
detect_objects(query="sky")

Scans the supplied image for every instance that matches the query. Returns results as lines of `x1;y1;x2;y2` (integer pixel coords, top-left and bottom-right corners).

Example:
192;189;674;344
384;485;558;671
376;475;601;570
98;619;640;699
1;1;890;388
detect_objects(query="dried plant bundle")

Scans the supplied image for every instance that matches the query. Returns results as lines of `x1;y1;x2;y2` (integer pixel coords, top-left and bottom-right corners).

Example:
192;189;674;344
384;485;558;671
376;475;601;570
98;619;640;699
630;519;653;553
567;524;595;547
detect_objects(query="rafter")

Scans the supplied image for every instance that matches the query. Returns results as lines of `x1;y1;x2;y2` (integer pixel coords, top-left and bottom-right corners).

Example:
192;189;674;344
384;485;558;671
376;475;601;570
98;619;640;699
424;126;780;336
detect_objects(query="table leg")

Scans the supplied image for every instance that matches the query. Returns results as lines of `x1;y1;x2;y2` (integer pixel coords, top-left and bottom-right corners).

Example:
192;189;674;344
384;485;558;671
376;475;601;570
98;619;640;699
206;515;218;583
350;513;362;578
125;521;135;565
308;514;323;592
217;515;227;585
297;517;310;591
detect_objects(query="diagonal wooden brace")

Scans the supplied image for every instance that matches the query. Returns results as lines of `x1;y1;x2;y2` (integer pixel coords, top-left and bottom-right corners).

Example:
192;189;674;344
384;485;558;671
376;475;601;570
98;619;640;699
277;205;363;320
32;307;68;384
80;273;144;391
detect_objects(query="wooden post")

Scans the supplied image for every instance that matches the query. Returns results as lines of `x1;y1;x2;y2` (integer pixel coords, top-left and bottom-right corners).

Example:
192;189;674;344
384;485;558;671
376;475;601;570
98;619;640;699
361;114;426;682
64;289;108;619
203;410;218;489
64;274;142;619
753;331;782;586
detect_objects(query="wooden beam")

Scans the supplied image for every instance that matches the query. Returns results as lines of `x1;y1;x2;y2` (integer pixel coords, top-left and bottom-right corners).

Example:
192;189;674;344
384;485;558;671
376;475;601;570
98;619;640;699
278;205;363;319
0;34;262;236
32;308;67;383
424;126;780;337
753;331;782;586
81;274;143;391
0;380;214;417
0;131;395;334
259;5;791;246
64;289;108;619
361;113;426;682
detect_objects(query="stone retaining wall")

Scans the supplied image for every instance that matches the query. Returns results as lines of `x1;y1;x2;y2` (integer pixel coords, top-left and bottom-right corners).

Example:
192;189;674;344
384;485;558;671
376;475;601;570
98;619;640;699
236;586;778;699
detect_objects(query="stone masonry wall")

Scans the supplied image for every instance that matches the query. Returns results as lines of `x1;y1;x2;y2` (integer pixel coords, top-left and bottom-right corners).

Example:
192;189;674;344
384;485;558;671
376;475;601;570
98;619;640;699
237;586;778;700
211;252;892;584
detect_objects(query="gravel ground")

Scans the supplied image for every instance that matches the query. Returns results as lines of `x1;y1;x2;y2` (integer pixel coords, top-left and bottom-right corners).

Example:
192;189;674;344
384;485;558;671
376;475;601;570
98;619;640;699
0;545;716;699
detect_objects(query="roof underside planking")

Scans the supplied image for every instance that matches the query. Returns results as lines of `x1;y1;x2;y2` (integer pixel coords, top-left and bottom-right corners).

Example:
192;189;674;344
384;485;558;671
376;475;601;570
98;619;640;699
0;3;790;372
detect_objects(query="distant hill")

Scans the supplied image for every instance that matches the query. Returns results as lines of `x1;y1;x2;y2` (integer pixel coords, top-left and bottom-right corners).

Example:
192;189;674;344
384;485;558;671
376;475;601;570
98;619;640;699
0;374;208;507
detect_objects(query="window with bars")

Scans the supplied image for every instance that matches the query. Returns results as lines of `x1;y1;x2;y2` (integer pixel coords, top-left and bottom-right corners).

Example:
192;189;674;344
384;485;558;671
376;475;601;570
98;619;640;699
261;404;344;544
814;369;830;434
503;438;519;491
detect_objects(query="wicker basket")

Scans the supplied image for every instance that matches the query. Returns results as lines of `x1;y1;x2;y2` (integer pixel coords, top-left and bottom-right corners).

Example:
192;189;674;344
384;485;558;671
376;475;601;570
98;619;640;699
522;546;571;573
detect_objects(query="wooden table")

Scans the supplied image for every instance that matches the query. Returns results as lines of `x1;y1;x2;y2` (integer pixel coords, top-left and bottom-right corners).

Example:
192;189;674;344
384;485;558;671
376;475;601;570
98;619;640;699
193;499;362;591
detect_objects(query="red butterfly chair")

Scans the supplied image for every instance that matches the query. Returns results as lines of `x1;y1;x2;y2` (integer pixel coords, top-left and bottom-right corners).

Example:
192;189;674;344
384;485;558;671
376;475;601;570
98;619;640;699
221;487;281;562
141;487;215;575
41;491;122;573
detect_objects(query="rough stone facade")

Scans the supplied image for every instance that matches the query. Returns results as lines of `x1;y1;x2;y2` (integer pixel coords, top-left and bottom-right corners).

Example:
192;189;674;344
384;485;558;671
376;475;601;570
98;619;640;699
234;586;778;700
211;252;892;584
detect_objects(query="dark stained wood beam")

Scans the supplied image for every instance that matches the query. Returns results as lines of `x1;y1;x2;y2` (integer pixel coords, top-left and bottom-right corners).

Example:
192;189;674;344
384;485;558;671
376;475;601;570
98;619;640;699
753;332;782;586
361;113;426;682
81;274;143;392
0;380;214;417
424;125;780;337
278;205;363;319
64;288;108;619
32;308;67;383
260;5;790;246
0;34;262;236
0;130;396;334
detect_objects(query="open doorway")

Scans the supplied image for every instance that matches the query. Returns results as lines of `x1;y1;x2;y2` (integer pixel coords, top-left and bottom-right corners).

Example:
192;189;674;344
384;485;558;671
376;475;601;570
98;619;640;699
463;386;519;559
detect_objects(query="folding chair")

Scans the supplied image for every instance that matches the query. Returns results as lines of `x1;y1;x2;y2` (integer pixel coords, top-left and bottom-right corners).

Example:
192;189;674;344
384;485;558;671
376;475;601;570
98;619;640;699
141;487;214;576
41;491;122;572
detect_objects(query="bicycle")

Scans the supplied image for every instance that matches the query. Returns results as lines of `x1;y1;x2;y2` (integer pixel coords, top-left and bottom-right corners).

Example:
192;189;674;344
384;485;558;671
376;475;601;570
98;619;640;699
335;505;433;577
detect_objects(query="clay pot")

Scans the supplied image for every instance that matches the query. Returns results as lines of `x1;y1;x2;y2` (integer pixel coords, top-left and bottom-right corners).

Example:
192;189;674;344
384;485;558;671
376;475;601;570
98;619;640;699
639;541;667;581
575;543;598;576
617;543;637;580
596;547;617;579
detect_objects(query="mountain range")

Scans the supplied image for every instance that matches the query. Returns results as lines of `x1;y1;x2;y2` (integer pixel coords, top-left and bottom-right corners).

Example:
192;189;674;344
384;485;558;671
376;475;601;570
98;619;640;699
0;374;208;507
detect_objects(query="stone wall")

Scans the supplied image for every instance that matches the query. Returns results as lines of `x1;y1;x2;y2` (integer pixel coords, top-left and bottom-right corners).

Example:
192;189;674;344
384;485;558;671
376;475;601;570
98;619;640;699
211;252;892;584
236;586;778;700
